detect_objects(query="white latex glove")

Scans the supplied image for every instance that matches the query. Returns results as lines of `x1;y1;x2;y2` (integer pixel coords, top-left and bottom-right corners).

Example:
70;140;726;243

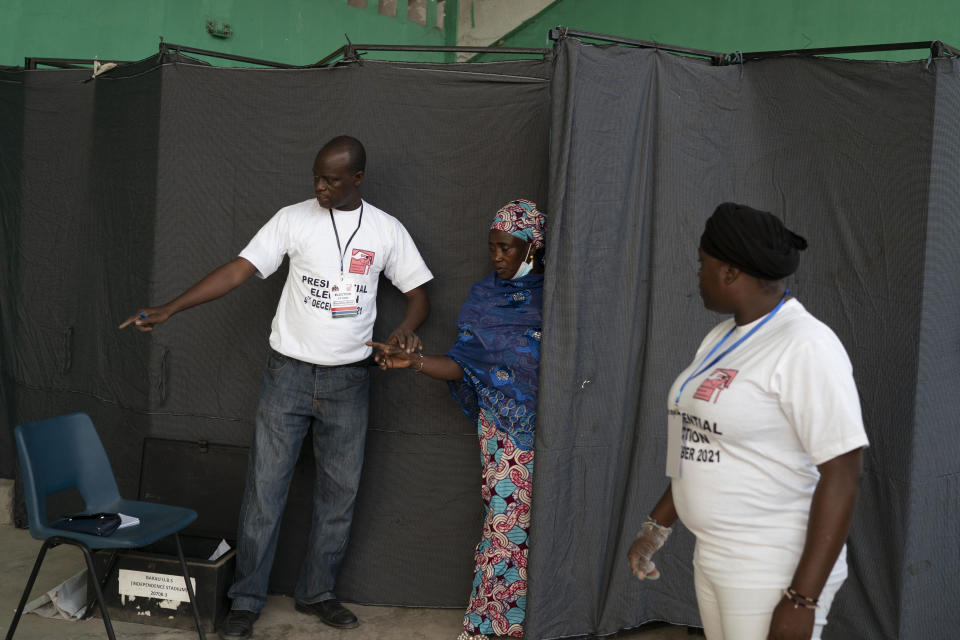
627;517;672;580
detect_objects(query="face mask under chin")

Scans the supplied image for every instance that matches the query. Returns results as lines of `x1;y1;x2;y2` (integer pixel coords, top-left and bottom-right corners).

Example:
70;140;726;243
510;245;535;279
511;259;533;279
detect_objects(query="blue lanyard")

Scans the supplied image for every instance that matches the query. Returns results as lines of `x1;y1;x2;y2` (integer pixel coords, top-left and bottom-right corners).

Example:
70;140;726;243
674;291;790;404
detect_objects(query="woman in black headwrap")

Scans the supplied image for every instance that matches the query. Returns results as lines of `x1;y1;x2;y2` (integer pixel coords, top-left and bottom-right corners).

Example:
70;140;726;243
627;203;869;640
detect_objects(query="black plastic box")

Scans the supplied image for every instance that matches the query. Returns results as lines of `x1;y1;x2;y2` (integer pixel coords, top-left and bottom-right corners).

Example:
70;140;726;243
89;535;235;633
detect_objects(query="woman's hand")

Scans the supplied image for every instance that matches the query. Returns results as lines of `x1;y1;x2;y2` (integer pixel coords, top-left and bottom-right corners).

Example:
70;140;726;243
628;488;677;581
766;596;815;640
627;518;671;580
366;340;419;370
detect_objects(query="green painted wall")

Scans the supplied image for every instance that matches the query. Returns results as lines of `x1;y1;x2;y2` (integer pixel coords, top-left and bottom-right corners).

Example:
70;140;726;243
6;0;958;69
1;0;457;67
476;0;960;61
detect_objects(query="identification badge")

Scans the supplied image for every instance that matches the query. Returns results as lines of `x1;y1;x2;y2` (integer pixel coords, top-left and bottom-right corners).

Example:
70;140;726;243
330;282;360;319
665;407;682;478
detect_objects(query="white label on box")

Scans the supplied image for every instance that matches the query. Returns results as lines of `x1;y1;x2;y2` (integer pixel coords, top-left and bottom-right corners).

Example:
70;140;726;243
117;569;196;603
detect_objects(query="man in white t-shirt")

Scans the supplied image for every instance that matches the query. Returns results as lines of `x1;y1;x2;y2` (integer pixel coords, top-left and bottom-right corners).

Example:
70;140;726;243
121;136;433;639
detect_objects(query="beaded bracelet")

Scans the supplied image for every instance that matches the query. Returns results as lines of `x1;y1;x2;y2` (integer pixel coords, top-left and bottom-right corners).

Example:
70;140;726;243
414;352;425;372
782;587;819;609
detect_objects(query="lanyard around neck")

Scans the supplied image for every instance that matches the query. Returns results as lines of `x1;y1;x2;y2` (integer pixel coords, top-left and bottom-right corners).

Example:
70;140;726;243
674;290;790;404
329;202;363;277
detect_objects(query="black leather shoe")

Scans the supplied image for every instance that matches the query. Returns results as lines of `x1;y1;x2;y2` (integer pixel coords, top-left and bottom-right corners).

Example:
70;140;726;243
295;599;359;629
218;609;259;639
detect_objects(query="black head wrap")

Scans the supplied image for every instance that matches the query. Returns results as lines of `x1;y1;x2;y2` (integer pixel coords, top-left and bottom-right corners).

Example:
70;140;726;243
700;203;808;280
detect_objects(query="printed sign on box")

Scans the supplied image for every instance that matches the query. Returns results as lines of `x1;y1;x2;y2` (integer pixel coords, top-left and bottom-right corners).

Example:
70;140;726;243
118;569;197;603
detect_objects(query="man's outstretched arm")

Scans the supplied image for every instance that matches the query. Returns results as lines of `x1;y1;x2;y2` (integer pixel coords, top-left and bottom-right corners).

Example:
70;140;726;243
119;257;258;331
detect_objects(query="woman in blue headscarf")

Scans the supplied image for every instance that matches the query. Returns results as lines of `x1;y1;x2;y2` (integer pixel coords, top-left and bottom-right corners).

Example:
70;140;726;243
367;199;545;640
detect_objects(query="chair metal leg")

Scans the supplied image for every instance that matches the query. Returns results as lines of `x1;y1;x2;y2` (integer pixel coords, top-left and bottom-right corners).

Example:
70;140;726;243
174;533;207;640
77;543;117;640
6;537;118;640
4;538;55;640
6;533;204;640
81;549;119;621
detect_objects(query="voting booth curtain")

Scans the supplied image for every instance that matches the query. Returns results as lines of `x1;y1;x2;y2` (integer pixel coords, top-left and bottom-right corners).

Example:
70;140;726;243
3;35;958;640
529;37;958;640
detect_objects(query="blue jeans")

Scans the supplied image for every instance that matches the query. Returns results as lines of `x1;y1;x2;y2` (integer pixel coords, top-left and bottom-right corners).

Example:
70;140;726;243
227;350;370;612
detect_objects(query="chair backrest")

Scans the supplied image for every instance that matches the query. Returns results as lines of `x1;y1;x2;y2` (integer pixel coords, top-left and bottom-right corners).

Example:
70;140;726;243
14;412;122;537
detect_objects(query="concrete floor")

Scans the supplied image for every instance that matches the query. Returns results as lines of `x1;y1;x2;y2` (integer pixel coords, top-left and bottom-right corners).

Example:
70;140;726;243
0;523;694;640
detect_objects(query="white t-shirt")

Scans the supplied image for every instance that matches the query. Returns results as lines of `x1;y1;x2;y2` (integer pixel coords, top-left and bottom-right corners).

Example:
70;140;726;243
667;299;869;588
239;198;433;365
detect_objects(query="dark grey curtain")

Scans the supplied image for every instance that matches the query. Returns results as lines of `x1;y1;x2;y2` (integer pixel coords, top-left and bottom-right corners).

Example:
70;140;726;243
529;36;954;640
902;55;960;640
0;68;24;481
1;56;552;606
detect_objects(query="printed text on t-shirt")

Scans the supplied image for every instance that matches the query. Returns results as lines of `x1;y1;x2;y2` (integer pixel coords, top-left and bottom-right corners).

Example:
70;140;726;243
300;274;367;314
680;412;723;464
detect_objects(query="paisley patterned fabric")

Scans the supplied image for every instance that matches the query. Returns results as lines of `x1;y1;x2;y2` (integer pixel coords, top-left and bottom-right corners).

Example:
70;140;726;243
489;199;546;249
462;410;534;638
447;270;542;637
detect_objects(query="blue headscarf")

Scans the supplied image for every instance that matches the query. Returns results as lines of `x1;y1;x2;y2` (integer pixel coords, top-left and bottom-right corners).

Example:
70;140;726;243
447;272;543;450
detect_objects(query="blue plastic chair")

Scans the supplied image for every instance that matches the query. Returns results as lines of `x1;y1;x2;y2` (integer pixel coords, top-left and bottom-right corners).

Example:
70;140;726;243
6;412;206;640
